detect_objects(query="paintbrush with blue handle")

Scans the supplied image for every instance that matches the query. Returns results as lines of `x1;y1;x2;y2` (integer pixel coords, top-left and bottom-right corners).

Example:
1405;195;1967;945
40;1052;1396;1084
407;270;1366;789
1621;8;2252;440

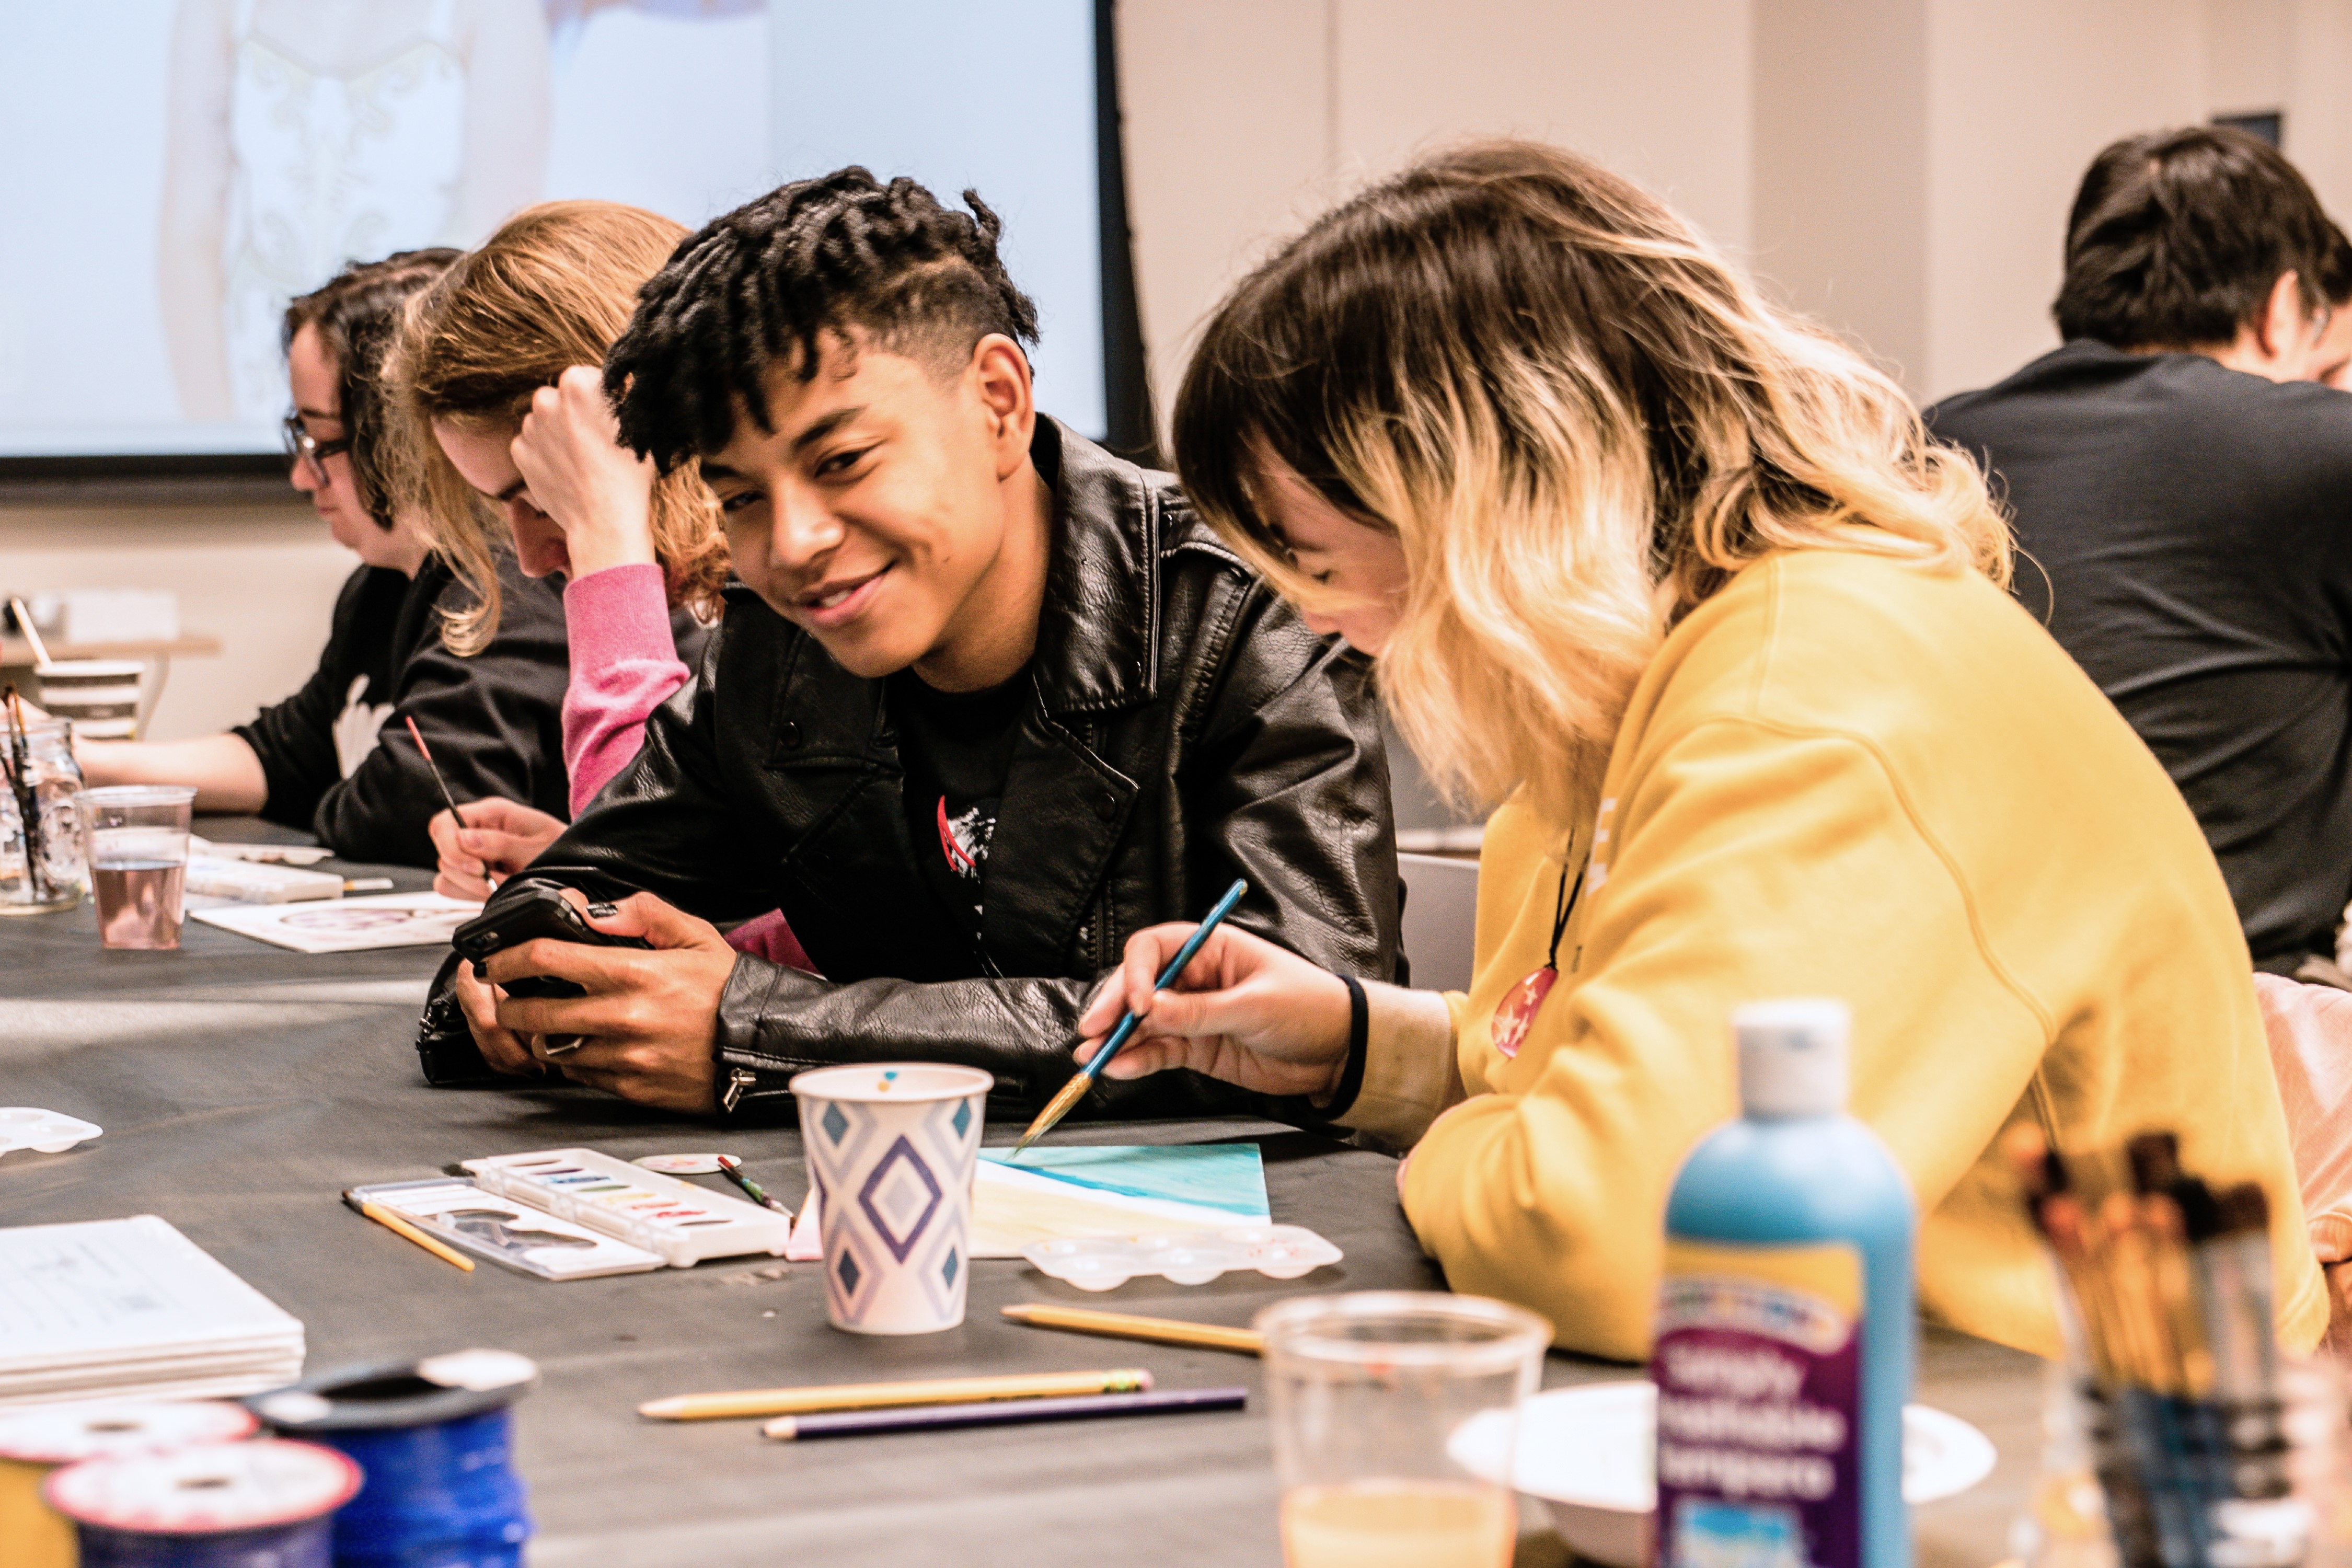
1012;878;1249;1156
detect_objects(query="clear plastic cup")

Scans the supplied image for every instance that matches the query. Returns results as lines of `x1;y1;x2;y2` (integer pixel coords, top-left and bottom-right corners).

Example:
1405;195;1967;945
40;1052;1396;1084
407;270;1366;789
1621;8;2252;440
77;786;196;950
1257;1291;1550;1568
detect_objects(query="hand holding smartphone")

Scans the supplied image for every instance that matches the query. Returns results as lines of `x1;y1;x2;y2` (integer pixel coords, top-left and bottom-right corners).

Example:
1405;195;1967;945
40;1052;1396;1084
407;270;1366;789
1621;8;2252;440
451;884;651;1000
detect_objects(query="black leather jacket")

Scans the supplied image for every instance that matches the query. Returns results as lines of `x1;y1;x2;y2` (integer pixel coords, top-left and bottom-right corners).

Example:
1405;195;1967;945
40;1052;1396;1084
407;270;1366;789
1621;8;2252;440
423;420;1402;1122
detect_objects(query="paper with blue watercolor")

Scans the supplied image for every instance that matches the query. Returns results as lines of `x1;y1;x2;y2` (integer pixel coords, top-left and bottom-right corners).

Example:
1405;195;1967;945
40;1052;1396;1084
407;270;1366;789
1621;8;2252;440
969;1144;1270;1258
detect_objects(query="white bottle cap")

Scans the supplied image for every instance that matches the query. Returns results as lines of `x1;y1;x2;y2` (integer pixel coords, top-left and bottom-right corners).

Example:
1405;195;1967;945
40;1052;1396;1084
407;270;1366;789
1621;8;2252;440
1733;998;1850;1117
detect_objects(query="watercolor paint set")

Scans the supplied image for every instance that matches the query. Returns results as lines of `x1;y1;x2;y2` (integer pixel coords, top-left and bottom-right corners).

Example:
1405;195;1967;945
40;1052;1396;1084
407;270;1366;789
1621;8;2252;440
459;1148;795;1267
345;1178;668;1281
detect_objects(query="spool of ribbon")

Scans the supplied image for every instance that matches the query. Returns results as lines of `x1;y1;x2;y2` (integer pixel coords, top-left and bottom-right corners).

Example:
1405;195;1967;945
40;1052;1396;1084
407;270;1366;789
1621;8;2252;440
0;1400;258;1568
249;1348;537;1568
43;1438;358;1568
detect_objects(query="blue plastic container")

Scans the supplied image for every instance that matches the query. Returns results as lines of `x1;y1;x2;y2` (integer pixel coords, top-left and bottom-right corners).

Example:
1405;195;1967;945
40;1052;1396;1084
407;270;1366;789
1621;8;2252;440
1652;999;1916;1568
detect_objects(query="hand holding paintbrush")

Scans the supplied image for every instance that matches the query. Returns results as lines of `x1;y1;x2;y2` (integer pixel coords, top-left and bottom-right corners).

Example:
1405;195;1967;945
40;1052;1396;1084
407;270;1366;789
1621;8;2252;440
1013;878;1250;1154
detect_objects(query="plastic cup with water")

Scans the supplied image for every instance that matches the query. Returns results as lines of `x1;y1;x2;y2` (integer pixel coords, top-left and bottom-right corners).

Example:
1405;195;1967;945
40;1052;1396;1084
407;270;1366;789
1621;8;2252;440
77;786;195;950
1258;1290;1551;1568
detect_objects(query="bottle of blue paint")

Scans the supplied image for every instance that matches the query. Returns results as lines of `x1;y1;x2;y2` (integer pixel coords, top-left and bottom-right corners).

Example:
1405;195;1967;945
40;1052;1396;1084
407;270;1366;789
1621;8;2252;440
1652;999;1916;1568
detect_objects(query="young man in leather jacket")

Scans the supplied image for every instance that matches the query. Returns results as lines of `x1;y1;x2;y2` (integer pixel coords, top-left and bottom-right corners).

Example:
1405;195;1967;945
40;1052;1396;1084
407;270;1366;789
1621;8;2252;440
422;168;1403;1123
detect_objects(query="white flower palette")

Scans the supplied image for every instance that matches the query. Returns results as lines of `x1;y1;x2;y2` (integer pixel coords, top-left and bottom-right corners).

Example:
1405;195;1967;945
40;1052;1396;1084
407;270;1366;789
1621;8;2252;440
460;1148;793;1267
0;1108;101;1158
1020;1224;1342;1291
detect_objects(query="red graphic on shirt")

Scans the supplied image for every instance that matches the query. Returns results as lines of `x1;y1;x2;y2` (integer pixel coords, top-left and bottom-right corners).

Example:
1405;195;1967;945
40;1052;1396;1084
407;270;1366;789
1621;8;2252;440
1491;964;1558;1058
937;797;990;880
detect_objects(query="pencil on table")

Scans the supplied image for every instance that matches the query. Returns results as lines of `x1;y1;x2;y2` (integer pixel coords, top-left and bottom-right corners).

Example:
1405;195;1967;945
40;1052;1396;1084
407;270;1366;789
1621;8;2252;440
999;1304;1264;1356
638;1368;1152;1422
763;1386;1248;1441
341;1191;474;1273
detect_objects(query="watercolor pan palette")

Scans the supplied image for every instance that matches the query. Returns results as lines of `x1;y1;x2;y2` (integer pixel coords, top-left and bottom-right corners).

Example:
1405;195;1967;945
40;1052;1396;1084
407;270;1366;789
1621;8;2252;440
459;1148;793;1267
348;1178;666;1281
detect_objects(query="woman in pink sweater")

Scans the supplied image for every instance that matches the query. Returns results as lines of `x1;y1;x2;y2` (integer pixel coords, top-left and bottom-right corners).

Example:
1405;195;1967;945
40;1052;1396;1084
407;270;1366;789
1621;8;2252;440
390;201;809;968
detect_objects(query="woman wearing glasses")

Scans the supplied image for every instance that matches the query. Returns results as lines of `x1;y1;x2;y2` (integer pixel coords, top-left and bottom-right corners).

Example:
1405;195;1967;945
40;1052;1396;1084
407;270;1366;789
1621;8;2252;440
73;251;574;867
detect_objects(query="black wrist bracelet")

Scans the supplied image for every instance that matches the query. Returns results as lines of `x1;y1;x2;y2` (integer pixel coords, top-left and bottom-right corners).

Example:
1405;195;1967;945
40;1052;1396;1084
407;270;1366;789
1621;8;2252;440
1321;975;1370;1121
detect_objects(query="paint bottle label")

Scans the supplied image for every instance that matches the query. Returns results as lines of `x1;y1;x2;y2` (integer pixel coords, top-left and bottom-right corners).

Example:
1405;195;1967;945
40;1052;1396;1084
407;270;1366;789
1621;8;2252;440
1652;1237;1864;1568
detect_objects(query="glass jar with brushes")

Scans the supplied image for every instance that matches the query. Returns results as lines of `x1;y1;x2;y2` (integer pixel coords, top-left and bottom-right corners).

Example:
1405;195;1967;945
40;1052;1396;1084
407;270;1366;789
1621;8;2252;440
0;714;87;914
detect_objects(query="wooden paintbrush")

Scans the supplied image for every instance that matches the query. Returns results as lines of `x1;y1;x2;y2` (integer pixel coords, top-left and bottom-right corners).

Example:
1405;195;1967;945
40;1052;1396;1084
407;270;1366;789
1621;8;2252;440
403;714;465;822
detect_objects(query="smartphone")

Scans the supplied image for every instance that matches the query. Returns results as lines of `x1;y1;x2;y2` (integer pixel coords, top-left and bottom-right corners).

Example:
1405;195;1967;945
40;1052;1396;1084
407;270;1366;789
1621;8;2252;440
451;884;650;1000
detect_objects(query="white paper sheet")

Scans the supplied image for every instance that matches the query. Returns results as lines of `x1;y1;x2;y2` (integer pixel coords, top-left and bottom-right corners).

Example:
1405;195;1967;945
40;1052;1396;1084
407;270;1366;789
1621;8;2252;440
189;891;480;953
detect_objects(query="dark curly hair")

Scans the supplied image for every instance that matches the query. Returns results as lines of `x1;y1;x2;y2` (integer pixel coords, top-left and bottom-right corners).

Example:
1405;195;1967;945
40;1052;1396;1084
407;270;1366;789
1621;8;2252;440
604;167;1040;470
283;248;462;527
2054;126;2335;350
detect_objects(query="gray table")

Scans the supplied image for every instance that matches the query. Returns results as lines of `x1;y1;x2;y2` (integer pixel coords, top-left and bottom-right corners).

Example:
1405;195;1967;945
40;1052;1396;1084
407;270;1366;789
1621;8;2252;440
0;818;2039;1566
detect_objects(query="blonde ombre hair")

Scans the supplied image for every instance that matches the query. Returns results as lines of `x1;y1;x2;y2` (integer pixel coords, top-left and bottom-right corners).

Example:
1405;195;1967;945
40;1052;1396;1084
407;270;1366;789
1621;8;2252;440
387;201;729;653
1174;141;2012;826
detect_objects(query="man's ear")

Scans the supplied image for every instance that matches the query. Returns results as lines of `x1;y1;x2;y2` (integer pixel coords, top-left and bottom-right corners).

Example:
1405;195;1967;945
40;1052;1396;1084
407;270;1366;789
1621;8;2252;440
967;333;1035;480
2258;269;2310;361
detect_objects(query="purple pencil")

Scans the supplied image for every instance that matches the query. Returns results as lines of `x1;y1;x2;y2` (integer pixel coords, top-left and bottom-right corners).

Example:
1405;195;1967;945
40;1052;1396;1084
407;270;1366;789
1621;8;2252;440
762;1386;1247;1442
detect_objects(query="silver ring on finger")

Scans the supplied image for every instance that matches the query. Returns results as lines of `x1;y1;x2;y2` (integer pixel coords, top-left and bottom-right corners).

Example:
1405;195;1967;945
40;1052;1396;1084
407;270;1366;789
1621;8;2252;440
540;1033;585;1058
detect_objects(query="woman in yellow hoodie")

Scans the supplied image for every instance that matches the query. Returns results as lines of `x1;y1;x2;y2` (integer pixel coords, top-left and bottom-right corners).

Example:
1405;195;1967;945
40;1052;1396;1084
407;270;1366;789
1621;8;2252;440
1075;140;2327;1362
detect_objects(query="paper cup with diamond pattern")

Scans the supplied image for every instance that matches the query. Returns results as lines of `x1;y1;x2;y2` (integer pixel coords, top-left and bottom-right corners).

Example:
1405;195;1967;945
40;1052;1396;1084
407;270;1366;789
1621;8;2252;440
791;1063;992;1334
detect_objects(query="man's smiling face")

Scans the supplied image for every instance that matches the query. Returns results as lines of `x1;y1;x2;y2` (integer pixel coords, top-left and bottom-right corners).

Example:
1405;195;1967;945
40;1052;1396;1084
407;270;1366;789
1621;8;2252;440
698;332;1027;682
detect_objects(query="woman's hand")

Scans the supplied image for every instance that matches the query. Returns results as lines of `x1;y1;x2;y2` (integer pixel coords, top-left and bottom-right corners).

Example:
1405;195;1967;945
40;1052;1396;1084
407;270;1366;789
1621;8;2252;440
510;366;658;580
1073;923;1354;1101
429;798;566;900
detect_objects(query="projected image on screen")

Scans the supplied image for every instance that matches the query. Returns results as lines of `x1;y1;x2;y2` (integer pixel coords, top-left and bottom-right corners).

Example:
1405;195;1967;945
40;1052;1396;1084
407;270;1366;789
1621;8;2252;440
0;0;1104;460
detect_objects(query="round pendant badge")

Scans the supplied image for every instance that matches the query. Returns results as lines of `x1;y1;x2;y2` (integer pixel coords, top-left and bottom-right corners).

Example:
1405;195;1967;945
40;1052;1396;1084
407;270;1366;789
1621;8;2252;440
1492;965;1558;1059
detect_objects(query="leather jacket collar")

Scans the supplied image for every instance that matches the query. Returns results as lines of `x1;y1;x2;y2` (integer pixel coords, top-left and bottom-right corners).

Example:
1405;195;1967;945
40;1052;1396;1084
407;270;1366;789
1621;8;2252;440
1026;416;1163;715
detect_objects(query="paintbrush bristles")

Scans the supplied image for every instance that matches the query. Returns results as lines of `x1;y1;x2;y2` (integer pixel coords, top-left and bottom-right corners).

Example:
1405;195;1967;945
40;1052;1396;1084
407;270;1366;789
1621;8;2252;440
1012;1073;1094;1156
2014;1131;2274;1402
2;685;52;902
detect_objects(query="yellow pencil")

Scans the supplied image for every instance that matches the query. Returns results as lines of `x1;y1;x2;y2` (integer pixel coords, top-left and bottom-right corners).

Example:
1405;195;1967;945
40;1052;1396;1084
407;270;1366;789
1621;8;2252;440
1000;1304;1263;1355
341;1191;474;1273
637;1368;1152;1422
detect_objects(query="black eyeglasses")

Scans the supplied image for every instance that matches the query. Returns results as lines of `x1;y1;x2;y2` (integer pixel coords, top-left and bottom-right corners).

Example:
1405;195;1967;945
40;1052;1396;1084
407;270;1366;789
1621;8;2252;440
282;414;353;480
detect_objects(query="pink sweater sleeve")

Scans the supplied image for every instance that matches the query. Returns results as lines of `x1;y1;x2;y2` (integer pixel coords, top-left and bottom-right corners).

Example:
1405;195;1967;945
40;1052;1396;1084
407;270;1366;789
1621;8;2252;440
560;565;818;974
560;564;691;817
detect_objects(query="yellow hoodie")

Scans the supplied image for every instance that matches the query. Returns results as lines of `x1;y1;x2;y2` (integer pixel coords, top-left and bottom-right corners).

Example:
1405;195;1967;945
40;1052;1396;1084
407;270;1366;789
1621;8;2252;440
1347;549;2326;1362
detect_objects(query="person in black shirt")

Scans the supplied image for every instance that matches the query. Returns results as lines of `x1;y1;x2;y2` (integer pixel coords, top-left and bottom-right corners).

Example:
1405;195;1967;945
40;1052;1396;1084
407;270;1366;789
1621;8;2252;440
891;665;1025;950
72;253;572;867
427;169;1402;1123
1929;128;2352;976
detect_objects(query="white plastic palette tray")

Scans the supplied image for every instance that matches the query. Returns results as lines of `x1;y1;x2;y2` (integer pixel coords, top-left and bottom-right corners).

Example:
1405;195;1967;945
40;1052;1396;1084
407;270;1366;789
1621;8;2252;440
0;1108;101;1158
461;1148;792;1267
1021;1224;1342;1290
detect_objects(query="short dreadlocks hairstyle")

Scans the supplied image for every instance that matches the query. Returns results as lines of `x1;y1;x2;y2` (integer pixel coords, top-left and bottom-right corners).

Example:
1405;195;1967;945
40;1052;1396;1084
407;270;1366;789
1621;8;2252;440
605;167;1041;471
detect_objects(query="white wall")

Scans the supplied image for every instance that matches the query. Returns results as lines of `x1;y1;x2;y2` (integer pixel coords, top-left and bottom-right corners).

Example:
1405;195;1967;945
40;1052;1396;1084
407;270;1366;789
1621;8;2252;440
1119;0;1754;430
0;502;349;740
1921;0;2207;399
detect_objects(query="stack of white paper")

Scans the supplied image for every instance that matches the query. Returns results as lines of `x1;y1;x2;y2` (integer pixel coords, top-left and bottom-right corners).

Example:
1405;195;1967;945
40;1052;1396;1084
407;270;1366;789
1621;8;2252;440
0;1216;304;1407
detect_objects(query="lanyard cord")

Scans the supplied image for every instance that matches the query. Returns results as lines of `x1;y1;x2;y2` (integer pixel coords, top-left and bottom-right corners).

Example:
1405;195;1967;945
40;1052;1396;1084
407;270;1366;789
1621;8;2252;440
1544;833;1582;969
